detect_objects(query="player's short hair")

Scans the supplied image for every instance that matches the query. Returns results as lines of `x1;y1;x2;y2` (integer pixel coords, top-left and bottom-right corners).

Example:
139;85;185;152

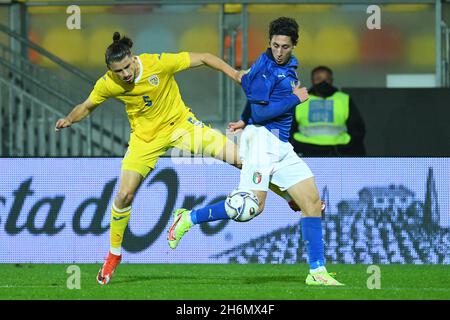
269;17;299;46
105;32;133;66
311;66;333;77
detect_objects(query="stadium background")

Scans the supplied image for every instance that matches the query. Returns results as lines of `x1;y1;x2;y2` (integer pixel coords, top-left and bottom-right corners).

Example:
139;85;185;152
0;0;449;269
0;158;449;265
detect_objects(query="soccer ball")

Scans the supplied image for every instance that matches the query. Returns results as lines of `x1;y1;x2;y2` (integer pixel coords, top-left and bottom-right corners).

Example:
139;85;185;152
225;189;260;222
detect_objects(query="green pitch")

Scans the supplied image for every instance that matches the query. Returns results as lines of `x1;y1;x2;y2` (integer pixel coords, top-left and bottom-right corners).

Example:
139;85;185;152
0;264;449;300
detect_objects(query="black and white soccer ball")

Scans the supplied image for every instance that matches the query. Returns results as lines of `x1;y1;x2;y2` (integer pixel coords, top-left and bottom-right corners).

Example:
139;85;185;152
225;189;260;222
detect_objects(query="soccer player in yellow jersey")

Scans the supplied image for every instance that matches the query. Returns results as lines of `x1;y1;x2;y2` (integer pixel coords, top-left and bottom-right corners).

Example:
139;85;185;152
55;32;297;285
55;32;241;284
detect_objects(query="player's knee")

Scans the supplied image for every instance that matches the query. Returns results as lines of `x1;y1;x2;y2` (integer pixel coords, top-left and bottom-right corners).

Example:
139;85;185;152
301;196;322;217
115;191;135;208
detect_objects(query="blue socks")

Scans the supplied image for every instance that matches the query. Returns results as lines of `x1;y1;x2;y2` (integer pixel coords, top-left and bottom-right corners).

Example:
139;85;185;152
190;200;230;224
301;217;325;270
191;203;326;271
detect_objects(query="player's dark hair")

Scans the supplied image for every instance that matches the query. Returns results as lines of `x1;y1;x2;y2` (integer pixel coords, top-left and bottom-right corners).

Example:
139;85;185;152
311;65;333;77
105;32;133;66
269;17;299;46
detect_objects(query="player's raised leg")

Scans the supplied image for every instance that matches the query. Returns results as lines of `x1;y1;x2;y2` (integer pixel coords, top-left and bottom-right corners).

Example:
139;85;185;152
169;127;270;250
211;128;306;211
287;177;344;286
168;190;266;249
97;169;143;285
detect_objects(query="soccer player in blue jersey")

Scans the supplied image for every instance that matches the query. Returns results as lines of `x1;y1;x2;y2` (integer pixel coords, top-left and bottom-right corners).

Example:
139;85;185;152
168;17;343;286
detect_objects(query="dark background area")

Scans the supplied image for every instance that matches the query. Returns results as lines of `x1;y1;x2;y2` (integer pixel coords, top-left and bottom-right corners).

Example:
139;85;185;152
343;88;450;156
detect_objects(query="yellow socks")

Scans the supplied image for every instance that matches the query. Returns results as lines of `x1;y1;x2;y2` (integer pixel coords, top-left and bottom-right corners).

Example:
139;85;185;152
110;204;131;255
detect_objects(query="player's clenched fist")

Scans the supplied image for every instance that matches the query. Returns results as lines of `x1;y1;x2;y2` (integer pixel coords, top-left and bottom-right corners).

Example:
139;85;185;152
228;119;246;133
234;69;250;84
55;118;72;131
292;82;309;103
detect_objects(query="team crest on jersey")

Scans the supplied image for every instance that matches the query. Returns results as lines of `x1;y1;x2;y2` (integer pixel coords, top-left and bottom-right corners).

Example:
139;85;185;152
253;172;262;184
148;75;159;87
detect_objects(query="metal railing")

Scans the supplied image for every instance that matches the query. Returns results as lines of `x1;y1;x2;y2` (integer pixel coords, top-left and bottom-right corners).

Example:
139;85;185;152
0;42;90;108
0;23;94;84
0;23;129;156
0;54;129;155
0;75;91;156
442;21;450;87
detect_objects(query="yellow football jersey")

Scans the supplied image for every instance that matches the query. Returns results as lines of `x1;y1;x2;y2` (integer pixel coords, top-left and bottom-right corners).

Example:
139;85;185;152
88;52;191;142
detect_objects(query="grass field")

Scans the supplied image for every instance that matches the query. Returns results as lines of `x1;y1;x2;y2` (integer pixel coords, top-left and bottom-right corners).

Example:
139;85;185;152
0;264;449;300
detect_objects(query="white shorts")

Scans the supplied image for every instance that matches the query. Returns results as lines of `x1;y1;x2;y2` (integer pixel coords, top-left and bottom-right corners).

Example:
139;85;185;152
238;125;314;192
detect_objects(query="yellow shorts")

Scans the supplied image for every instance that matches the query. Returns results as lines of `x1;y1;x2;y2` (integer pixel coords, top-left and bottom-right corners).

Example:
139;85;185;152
121;112;228;178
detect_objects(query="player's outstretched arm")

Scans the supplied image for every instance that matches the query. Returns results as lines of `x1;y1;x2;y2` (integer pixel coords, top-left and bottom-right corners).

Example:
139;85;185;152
55;97;98;131
188;52;241;84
